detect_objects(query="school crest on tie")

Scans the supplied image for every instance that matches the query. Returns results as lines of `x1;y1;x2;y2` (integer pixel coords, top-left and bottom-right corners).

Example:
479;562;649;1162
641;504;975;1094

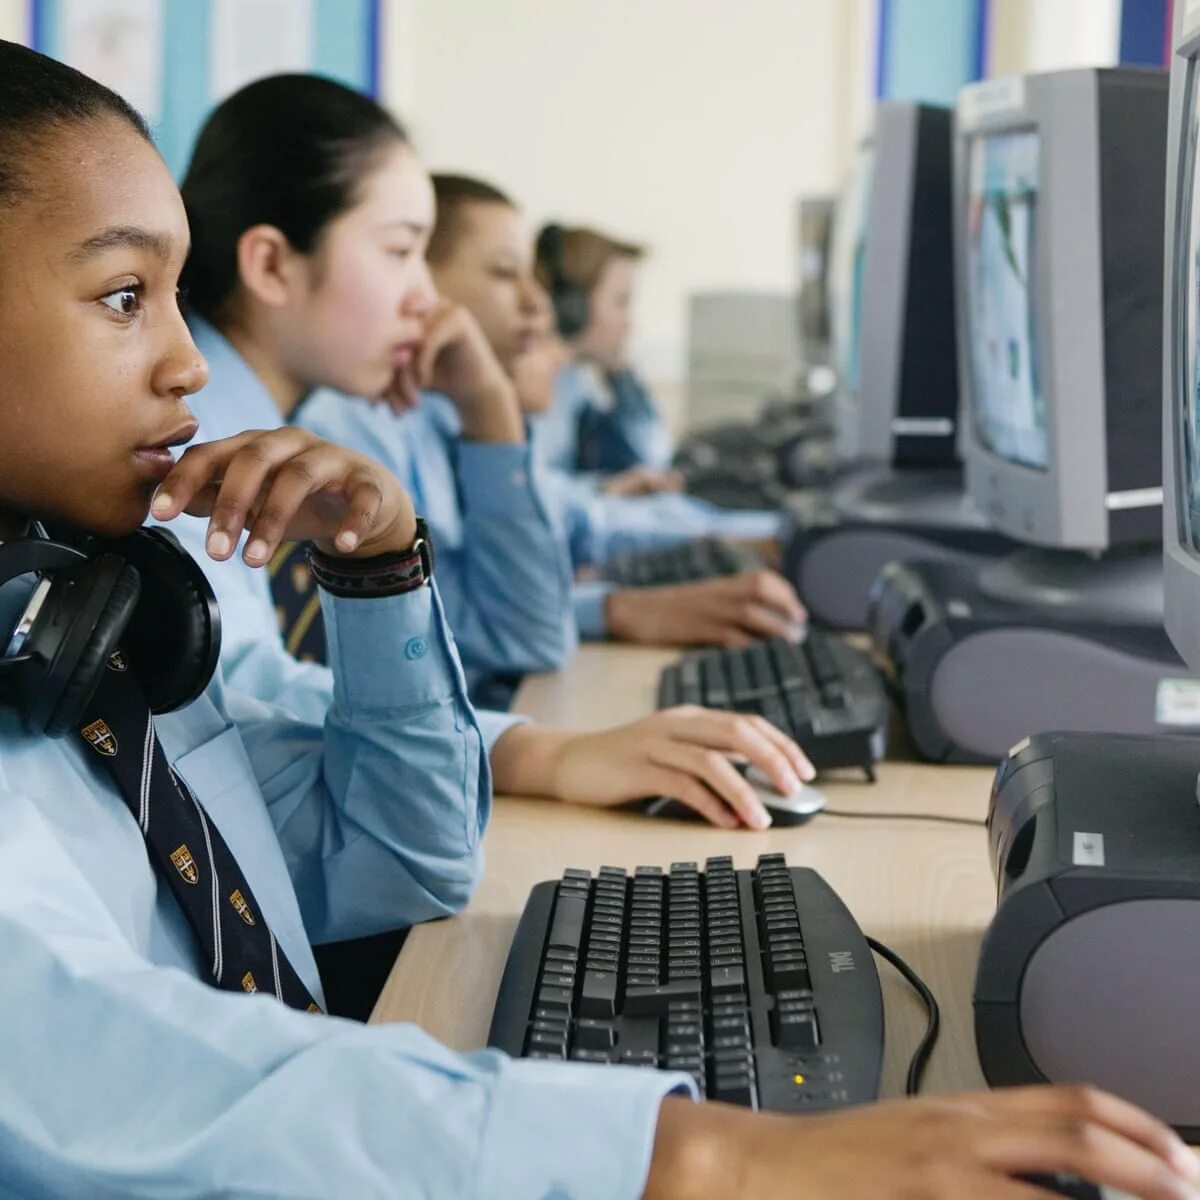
229;889;256;926
81;718;118;757
106;651;128;672
170;843;199;885
242;972;257;993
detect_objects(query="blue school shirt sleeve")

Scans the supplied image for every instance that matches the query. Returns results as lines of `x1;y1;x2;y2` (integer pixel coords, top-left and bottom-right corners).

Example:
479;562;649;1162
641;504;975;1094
295;389;579;689
0;580;693;1198
164;317;527;754
533;363;674;475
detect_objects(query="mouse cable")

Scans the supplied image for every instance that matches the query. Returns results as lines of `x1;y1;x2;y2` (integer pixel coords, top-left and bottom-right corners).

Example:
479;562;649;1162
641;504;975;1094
822;808;986;829
866;936;940;1096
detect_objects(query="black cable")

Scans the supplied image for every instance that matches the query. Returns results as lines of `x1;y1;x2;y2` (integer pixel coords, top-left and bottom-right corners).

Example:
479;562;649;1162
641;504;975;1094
866;936;940;1096
823;808;986;829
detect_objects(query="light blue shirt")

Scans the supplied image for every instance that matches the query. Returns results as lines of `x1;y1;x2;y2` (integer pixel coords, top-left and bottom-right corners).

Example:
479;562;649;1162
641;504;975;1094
168;318;524;754
0;567;689;1196
296;385;578;697
533;362;674;475
300;381;783;641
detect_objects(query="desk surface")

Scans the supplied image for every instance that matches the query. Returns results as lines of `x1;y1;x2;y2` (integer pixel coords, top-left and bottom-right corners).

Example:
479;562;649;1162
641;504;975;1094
372;643;999;1099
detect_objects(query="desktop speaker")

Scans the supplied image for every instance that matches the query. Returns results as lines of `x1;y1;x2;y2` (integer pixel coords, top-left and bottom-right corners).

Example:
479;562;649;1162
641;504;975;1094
974;729;1200;1139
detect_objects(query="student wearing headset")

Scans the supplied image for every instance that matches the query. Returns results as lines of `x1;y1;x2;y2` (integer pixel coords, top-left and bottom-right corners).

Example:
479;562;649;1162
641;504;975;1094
0;42;1194;1200
534;222;677;482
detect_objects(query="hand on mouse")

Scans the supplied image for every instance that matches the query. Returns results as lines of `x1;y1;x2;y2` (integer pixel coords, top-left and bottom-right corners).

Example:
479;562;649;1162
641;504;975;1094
644;1086;1200;1200
488;707;814;829
605;570;807;647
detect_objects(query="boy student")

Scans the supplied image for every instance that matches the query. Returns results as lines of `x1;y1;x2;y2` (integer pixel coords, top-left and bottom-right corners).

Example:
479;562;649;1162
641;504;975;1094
173;75;815;835
0;42;1193;1200
300;174;809;648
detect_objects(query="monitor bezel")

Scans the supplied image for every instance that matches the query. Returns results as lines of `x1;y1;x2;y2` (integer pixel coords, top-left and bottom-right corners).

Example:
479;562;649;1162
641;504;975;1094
955;71;1113;549
1163;11;1200;667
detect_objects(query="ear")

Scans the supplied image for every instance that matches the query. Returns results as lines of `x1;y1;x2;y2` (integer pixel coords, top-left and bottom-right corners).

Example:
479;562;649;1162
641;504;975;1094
235;224;306;309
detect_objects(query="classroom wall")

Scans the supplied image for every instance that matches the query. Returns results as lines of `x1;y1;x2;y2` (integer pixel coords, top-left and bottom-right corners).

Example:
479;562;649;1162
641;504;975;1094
383;0;861;403
988;0;1122;76
0;0;25;42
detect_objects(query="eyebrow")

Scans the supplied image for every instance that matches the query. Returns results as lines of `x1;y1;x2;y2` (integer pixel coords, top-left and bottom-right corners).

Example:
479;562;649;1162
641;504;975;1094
67;226;175;264
377;220;430;236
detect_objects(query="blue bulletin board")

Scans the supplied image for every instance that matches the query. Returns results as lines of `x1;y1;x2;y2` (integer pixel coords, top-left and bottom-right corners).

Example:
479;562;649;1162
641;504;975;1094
31;0;380;178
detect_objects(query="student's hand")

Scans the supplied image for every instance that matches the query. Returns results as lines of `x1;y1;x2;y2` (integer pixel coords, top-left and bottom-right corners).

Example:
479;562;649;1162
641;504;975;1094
511;334;571;416
386;300;524;443
489;707;814;829
150;428;418;565
645;1088;1200;1200
605;570;807;647
601;466;685;497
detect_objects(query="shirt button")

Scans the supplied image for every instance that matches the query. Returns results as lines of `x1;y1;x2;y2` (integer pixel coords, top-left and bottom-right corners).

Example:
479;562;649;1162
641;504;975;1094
404;637;427;661
510;469;527;486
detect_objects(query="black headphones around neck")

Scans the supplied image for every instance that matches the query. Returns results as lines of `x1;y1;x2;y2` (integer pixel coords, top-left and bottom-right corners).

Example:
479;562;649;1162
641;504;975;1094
0;526;221;736
536;223;591;339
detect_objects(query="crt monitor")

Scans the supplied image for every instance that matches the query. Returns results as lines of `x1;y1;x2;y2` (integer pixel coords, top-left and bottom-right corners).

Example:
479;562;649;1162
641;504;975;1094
851;101;960;470
828;136;874;458
796;194;836;363
955;68;1168;552
1164;7;1200;668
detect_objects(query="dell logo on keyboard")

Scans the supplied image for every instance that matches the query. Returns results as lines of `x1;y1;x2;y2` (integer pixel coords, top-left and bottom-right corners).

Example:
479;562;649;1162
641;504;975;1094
829;951;855;973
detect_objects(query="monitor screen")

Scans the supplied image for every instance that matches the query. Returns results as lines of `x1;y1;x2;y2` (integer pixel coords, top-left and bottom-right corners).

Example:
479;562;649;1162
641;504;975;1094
1182;67;1200;551
965;130;1048;469
828;144;875;401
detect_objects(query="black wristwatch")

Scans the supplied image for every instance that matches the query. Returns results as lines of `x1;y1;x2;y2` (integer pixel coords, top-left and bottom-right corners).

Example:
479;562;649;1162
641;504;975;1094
307;518;435;598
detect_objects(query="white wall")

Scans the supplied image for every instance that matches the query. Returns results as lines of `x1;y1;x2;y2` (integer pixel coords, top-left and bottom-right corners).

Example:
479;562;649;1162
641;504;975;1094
989;0;1121;76
383;0;859;400
0;0;27;44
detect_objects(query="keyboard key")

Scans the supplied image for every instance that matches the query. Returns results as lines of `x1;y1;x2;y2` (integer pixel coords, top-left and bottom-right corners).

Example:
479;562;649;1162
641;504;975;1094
773;1009;821;1051
575;1019;618;1050
536;985;573;1014
624;979;702;1016
711;965;746;994
549;893;587;953
580;970;617;1018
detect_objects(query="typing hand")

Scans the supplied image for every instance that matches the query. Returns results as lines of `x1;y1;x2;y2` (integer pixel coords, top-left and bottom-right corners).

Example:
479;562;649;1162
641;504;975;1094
606;569;807;647
150;428;418;565
644;1087;1200;1200
601;466;685;497
490;707;814;830
399;300;524;442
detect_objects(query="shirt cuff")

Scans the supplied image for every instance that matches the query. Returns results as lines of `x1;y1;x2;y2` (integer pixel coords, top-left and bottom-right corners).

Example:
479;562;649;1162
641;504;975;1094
573;580;616;640
321;580;468;712
476;1057;696;1200
457;440;543;515
476;708;530;756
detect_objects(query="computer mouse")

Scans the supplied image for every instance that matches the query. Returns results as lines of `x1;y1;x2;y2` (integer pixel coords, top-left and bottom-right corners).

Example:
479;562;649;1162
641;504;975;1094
640;768;827;827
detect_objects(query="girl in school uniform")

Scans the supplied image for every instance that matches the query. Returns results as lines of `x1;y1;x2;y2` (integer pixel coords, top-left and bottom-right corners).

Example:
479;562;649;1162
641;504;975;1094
0;39;1191;1200
172;73;817;833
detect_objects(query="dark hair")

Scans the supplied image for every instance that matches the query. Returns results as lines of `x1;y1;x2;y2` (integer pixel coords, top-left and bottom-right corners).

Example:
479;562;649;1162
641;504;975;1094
180;74;409;323
0;40;150;208
534;223;646;297
428;173;514;264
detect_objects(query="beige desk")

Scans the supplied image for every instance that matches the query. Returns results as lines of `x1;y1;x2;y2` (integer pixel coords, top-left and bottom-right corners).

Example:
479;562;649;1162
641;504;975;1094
372;644;998;1099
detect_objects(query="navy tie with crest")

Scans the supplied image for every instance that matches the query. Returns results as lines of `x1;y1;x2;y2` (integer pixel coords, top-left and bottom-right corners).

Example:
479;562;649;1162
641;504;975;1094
77;653;321;1013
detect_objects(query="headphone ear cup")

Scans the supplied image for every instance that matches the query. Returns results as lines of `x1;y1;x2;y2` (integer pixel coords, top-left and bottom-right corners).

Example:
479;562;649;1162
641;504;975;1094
43;562;141;737
111;527;221;713
553;287;590;339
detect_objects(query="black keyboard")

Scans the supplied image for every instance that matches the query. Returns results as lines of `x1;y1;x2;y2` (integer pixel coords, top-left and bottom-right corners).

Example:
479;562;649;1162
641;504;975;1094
603;536;763;587
488;853;884;1113
658;633;888;778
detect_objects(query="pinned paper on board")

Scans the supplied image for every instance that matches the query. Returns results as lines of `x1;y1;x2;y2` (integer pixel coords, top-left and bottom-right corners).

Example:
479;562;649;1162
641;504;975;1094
211;0;313;101
57;0;163;123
